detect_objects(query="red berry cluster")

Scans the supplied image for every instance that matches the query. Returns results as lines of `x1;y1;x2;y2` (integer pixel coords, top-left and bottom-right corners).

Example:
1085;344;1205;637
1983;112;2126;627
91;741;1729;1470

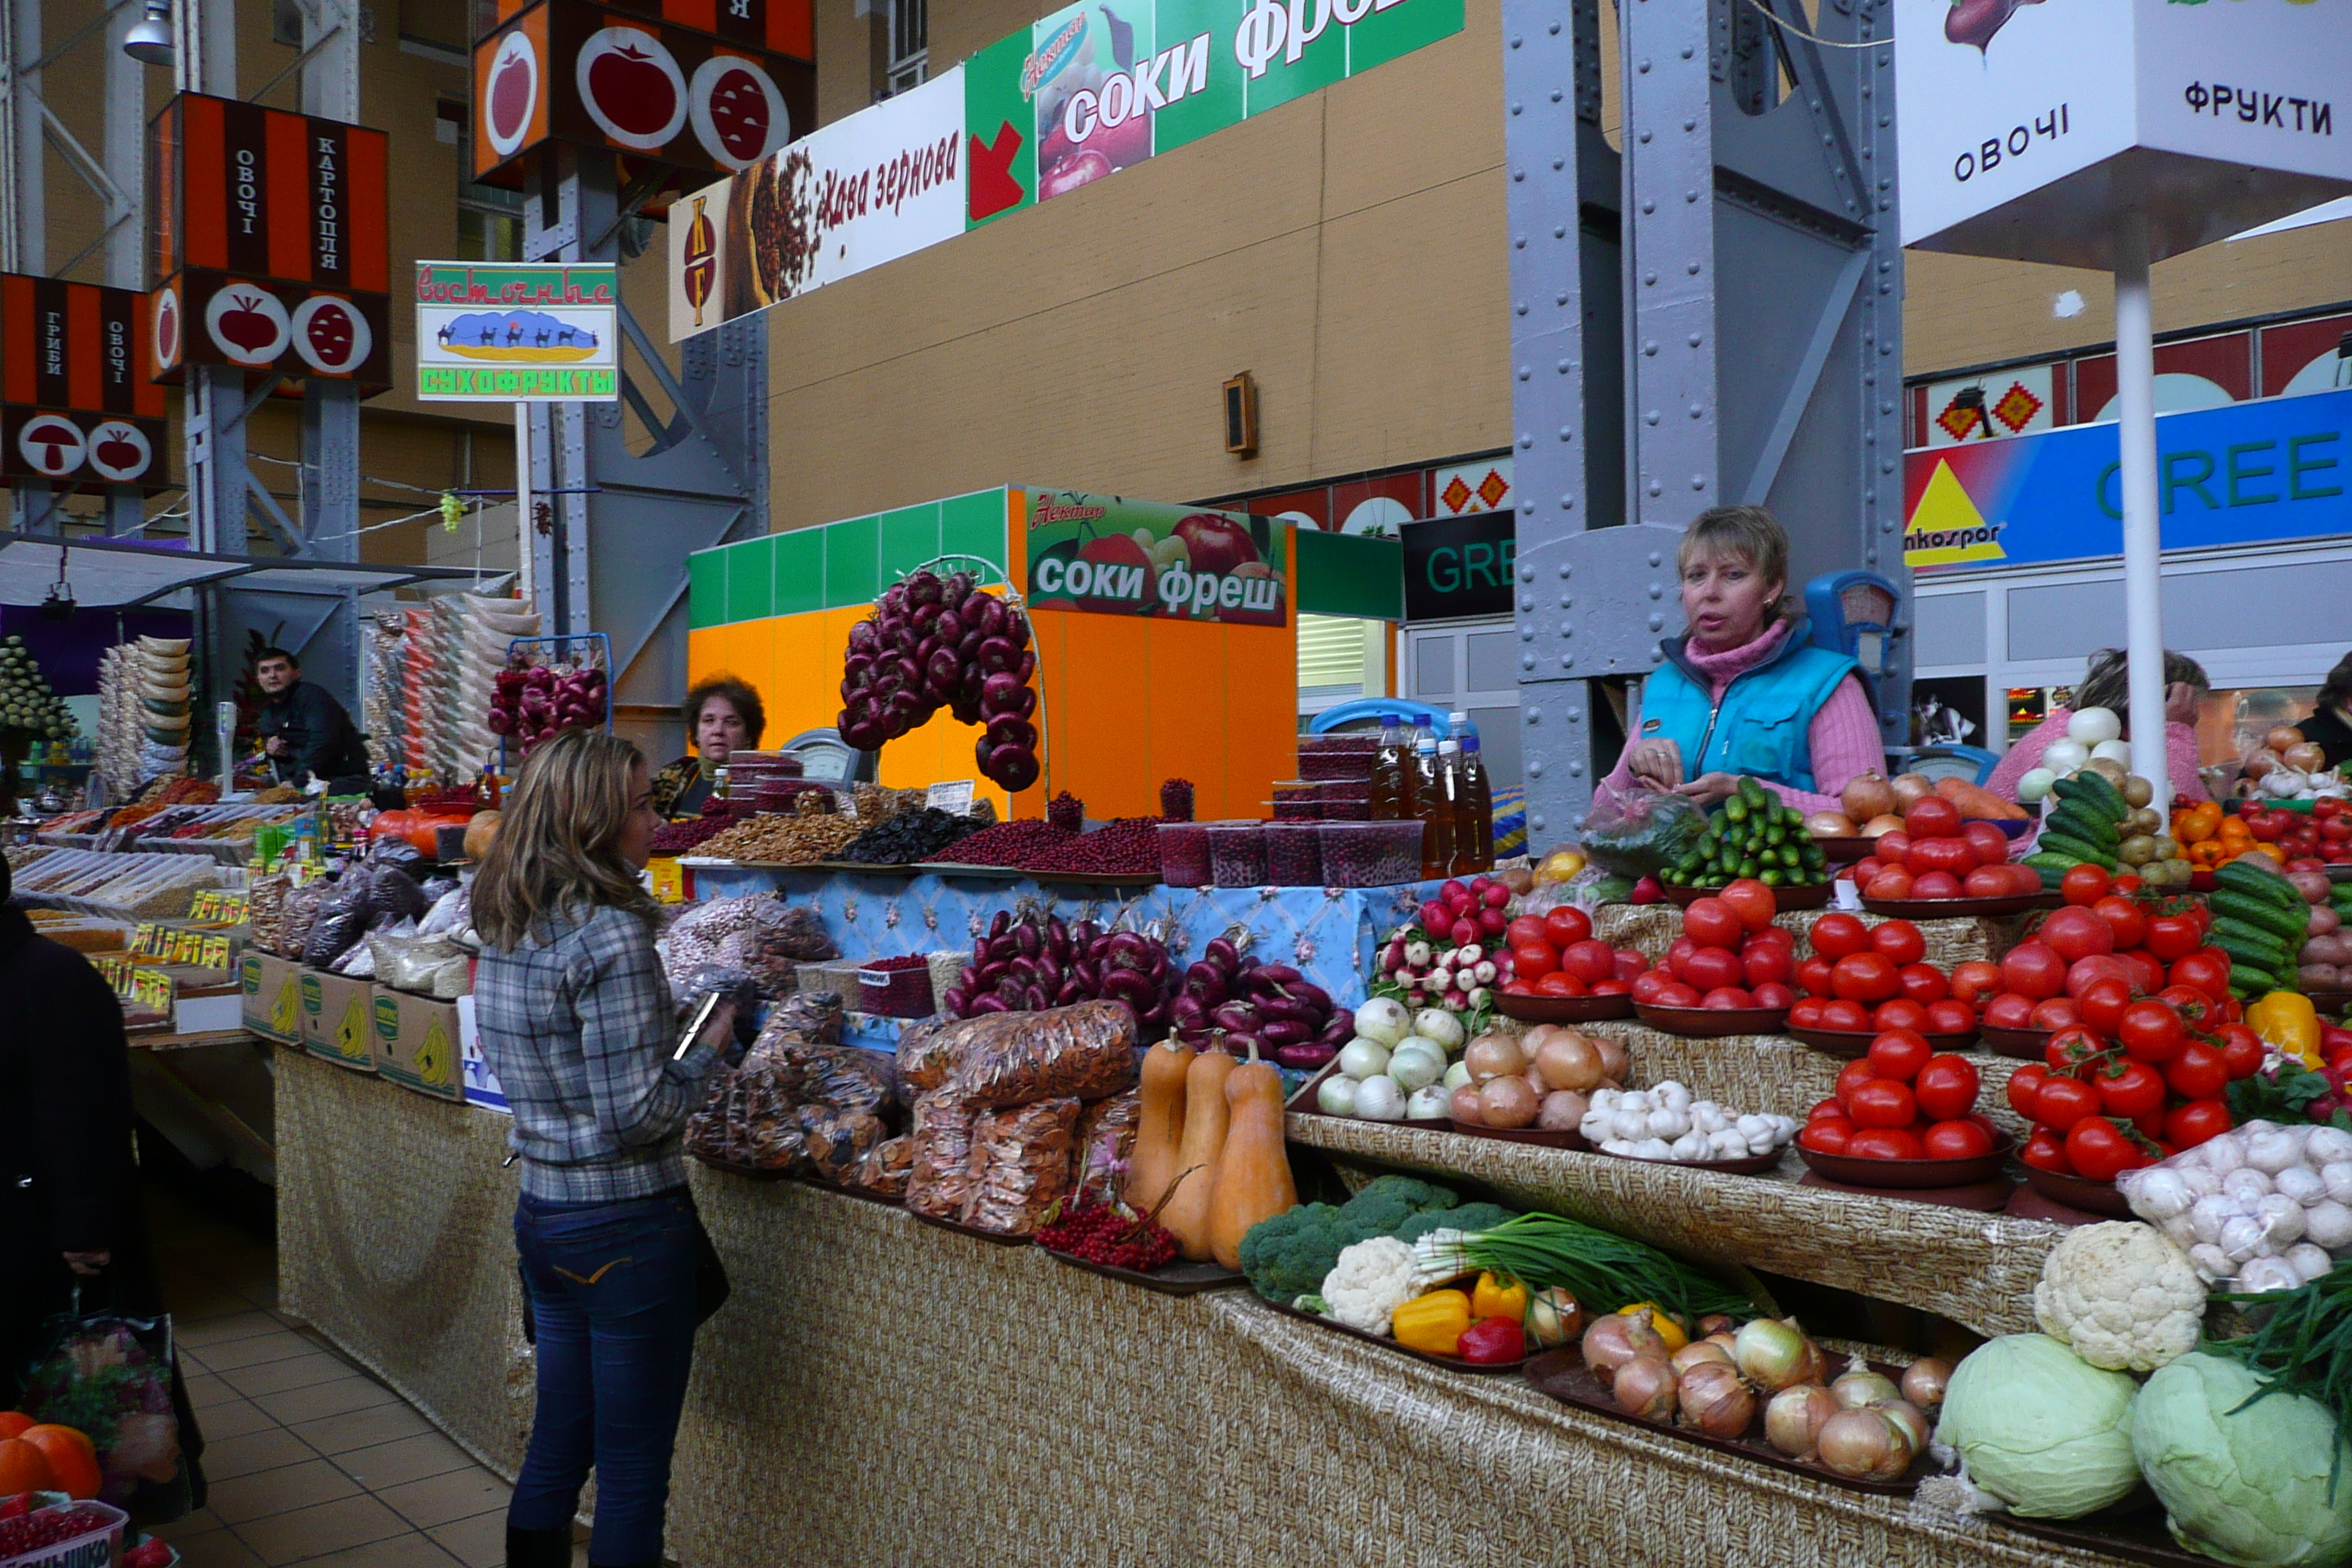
1038;1202;1179;1272
0;1501;114;1555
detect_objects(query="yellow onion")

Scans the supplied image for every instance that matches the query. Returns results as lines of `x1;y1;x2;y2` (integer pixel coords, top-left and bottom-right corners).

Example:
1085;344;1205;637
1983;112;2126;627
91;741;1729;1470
1670;1340;1734;1375
1696;1313;1737;1338
1733;1317;1814;1392
1613;1354;1678;1420
1675;1360;1755;1439
1765;1384;1840;1460
1899;1357;1952;1412
1816;1407;1913;1480
1525;1287;1581;1349
1582;1313;1665;1386
1873;1398;1932;1455
1831;1368;1901;1409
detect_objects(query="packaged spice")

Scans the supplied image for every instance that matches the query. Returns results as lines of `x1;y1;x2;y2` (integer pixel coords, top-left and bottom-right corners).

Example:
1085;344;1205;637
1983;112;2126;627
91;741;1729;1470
947;1000;1139;1109
1206;822;1268;887
1071;1090;1141;1207
1262;821;1324;886
851;1134;913;1198
798;1105;887;1182
961;1096;1081;1235
904;1089;980;1219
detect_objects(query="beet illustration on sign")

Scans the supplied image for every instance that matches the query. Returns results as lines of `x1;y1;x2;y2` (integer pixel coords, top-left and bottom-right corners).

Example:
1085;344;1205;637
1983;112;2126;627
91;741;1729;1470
1945;0;2045;53
576;27;687;151
206;285;290;365
86;422;153;483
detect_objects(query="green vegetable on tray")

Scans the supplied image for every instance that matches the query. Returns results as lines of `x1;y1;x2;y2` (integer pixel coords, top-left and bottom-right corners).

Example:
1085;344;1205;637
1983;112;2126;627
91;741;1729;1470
1659;775;1831;890
1406;1212;1757;1324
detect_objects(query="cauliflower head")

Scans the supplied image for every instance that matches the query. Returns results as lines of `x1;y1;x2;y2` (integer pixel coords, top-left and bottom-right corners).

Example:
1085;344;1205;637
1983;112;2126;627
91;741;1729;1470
2033;1221;2206;1373
1320;1237;1419;1336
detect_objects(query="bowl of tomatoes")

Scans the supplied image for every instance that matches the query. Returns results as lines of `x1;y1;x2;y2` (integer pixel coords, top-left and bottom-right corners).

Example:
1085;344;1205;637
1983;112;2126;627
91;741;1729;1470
1786;914;1989;1044
1495;904;1647;1017
1795;1029;2010;1188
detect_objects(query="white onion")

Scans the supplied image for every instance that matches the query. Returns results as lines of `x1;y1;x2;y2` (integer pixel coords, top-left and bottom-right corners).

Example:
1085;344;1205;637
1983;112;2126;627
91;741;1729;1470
1354;1075;1407;1121
2017;768;2058;804
2067;706;2122;745
1316;1074;1360;1115
1405;1084;1453;1120
1338;1039;1392;1081
2043;738;2092;774
1442;1060;1473;1091
1353;997;1411;1047
1387;1042;1445;1092
2089;739;2135;767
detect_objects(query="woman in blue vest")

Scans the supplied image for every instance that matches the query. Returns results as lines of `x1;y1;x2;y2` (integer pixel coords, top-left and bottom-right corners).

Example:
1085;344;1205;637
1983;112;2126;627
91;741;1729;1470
1597;505;1886;815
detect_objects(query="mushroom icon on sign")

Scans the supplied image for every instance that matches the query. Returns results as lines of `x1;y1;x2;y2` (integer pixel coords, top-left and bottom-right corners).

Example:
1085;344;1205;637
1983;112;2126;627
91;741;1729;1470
17;415;86;478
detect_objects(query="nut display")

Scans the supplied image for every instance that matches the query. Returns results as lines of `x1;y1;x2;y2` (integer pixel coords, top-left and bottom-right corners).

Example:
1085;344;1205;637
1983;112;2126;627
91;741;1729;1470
695;805;864;864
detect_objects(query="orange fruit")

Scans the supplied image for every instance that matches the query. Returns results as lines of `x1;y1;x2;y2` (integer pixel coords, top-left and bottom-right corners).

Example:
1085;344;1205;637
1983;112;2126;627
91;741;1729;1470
0;1413;31;1440
19;1428;98;1499
0;1437;53;1495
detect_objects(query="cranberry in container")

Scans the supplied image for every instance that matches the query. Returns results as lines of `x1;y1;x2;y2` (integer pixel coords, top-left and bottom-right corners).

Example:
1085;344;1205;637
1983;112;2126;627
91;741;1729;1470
1318;820;1425;887
1157;821;1213;888
1262;821;1324;886
1205;822;1270;887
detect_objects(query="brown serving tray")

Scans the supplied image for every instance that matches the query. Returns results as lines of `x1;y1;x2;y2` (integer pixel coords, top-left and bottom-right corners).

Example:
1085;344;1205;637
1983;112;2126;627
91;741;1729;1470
1589;1145;1784;1176
1521;1348;1932;1496
1634;1002;1790;1037
1979;1023;2054;1061
1663;882;1832;911
1860;893;2054;919
2021;1165;2134;1216
1986;1501;2219;1568
1493;992;1636;1024
1810;835;1878;864
1445;1117;1590;1150
1786;1025;1978;1059
1036;1245;1248;1296
1797;1136;2013;1189
908;1208;1038;1246
1267;1298;1531;1373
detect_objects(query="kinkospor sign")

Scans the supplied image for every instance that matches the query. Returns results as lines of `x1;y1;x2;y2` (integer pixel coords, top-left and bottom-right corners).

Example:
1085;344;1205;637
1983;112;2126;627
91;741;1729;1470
0;274;170;489
414;262;619;402
667;0;1460;340
148;94;391;390
1022;489;1286;627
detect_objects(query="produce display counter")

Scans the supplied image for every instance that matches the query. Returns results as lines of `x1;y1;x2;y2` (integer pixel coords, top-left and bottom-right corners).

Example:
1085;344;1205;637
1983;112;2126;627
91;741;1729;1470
274;1048;2144;1568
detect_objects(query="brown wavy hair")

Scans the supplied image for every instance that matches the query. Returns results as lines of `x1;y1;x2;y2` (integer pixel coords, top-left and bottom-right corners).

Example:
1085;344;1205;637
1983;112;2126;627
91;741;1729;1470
684;674;765;750
471;728;660;951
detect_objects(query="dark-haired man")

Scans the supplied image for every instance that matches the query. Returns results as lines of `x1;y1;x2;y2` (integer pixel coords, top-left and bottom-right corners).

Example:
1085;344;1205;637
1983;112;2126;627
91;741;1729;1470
254;647;370;792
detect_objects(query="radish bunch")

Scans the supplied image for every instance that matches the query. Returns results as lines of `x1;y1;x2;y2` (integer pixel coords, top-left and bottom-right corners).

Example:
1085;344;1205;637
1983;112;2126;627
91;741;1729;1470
486;662;606;758
837;569;1041;792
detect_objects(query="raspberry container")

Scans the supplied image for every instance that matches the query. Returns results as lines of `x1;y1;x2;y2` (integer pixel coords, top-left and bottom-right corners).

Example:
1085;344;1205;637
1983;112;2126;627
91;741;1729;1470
1318;820;1426;887
1297;750;1377;782
1157;821;1213;887
1272;800;1325;821
1272;781;1319;804
0;1497;127;1568
1205;822;1270;887
1262;822;1324;886
856;954;935;1017
1297;733;1381;755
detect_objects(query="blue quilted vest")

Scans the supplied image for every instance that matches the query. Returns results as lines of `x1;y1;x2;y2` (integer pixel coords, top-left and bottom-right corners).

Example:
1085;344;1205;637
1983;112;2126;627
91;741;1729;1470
1636;619;1862;794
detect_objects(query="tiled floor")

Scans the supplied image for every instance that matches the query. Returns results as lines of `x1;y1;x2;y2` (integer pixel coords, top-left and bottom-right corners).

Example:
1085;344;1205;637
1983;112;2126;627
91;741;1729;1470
143;1187;584;1568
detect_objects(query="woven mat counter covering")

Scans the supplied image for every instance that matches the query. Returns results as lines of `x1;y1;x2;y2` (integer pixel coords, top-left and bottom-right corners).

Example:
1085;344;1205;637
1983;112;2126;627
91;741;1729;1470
280;1050;2137;1567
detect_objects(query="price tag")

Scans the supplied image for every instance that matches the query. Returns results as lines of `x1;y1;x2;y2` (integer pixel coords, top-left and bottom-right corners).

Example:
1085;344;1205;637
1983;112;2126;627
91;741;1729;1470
200;935;231;970
132;969;173;1013
133;923;169;959
925;780;976;815
97;954;132;995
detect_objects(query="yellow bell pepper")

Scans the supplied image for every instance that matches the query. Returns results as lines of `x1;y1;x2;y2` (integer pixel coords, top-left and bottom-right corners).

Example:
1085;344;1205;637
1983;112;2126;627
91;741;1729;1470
1618;1301;1689;1353
1391;1289;1472;1355
1471;1271;1529;1324
2249;990;2323;1071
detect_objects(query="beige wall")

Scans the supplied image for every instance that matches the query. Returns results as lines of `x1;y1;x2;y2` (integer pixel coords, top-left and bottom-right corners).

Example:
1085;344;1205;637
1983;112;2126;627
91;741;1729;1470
761;0;1511;531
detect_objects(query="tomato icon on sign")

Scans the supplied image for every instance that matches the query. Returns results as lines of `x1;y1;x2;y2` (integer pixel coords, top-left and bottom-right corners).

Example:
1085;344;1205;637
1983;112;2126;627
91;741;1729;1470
576;28;686;153
483;29;538;159
18;415;86;478
84;421;152;483
152;286;181;371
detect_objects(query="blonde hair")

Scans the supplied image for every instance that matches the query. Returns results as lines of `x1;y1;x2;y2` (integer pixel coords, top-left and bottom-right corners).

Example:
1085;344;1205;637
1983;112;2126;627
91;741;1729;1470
1678;505;1794;622
471;728;659;951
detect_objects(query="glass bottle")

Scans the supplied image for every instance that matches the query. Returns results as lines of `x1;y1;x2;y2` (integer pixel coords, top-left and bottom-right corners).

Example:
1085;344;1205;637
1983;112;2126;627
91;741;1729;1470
1415;734;1455;880
1450;712;1493;874
1369;714;1408;821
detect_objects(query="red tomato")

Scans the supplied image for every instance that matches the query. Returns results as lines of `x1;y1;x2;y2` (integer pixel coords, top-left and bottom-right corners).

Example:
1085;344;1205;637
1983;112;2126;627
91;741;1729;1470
2096;1060;2166;1119
2022;1128;2074;1174
1914;1055;1980;1120
1865;870;1916;900
1847;1126;1926;1161
1665;935;1698;976
1591;979;1631;996
1905;796;1961;838
1684;946;1746;992
1810;913;1871;960
2114;874;2147;896
1682;897;1745;949
1542;905;1594;948
1850;857;1883;885
2116;949;2168;995
1868;919;1926;966
1809;1097;1847;1122
1849;1079;1918;1129
2166;1098;2233;1149
1999;941;2068;1002
1534;972;1586;997
1797;954;1836;998
2045;1025;2108;1079
1753;984;1799;1014
2035;1074;2101;1130
2077;977;2136;1037
2090;895;2146;951
1906;838;1978;879
1873;999;1931;1033
1559;939;1617;984
2041;905;2118;964
1511;943;1558;981
1923;1118;1994;1158
2117;999;2187;1064
1912;872;1965;900
1926;998;1978;1034
1718;879;1778;935
1630;970;1674;1004
2171;949;2234;1005
2165;1041;2228;1101
2061;864;2113;906
1701;987;1757;1009
1877;829;1912;862
1742;943;1794;989
2007;1064;2048;1118
2031;997;2084;1032
1950;961;2002;1005
2065;1117;2139;1183
1961;821;2014;867
1820;998;1871;1032
2159;985;2217;1028
1983;993;2038;1030
1613;949;1647;983
1653;981;1703;1007
1790;997;1828;1028
1831;952;1901;1003
1962;867;2013;898
1501;980;1534;997
1868;1028;1933;1082
1505;915;1553;951
1799;1120;1853;1155
1834;1058;1881;1109
2065;954;2137;1001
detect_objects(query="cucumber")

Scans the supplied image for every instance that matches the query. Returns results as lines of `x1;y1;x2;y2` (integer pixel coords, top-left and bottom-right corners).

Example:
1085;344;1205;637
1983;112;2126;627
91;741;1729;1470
2211;920;2292;968
2229;962;2283;998
2210;889;2310;945
2045;809;2119;848
2052;772;2127;822
2035;864;2070;891
2038;832;2119;869
2216;858;2302;906
2024;851;2081;871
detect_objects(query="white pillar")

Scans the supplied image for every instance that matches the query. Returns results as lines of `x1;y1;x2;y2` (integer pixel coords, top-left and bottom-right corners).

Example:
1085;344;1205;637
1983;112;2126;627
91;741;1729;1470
2113;212;2169;809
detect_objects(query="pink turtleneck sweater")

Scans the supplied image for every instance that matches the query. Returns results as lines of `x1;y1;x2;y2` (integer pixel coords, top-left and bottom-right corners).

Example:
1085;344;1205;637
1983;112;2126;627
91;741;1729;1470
1595;621;1885;816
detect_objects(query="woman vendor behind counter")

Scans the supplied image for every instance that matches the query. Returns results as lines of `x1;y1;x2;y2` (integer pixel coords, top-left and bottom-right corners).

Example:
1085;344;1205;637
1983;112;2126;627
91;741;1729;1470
1594;505;1885;815
652;674;765;818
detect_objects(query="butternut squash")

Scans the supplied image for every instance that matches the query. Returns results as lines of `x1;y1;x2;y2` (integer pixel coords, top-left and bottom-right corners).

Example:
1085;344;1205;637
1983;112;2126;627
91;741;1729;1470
1158;1049;1236;1262
1205;1044;1297;1271
1124;1039;1195;1211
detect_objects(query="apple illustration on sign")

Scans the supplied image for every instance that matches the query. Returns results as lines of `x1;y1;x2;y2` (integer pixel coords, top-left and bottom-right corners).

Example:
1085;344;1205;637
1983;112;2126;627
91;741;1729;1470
206;283;290;366
688;54;788;169
483;29;539;158
576;27;687;152
151;287;181;369
17;415;85;478
292;295;372;376
1172;512;1259;578
85;421;152;483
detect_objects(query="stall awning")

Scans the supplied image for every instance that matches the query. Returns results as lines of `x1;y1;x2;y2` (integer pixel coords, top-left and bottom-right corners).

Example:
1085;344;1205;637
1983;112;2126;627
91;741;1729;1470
0;536;487;609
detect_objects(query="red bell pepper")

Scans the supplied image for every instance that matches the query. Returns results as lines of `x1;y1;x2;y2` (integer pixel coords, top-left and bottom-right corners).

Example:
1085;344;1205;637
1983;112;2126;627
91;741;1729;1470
1456;1316;1526;1364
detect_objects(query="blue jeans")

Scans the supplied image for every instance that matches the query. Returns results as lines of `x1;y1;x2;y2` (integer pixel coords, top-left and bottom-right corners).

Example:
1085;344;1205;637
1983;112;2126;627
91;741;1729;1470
509;1188;701;1567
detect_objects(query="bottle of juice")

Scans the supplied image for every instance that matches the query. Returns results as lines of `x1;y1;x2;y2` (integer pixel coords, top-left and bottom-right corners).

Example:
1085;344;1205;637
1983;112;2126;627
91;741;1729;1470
1417;734;1455;880
1369;714;1407;821
1450;712;1493;873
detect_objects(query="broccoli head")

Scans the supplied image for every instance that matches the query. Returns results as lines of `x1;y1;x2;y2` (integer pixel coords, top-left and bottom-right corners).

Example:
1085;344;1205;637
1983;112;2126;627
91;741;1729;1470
1338;1175;1459;1240
1237;1204;1355;1303
1392;1202;1515;1246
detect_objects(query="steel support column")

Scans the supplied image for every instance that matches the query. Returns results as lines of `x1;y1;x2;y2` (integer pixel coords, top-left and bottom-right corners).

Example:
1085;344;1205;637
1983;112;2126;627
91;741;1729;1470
103;0;147;535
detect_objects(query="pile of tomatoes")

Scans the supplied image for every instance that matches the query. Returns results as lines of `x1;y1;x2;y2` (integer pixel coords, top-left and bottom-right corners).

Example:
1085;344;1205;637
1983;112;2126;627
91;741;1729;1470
2005;990;2264;1183
1977;864;2236;1037
1496;904;1648;1000
1624;881;1799;1011
1784;913;1983;1038
1799;1030;1999;1161
1845;796;2043;903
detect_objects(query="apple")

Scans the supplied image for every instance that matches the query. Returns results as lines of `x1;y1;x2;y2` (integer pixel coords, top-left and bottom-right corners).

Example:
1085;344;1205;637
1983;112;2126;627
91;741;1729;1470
1172;511;1259;577
489;50;533;140
1076;532;1153;600
1037;148;1111;200
587;38;680;141
704;64;771;162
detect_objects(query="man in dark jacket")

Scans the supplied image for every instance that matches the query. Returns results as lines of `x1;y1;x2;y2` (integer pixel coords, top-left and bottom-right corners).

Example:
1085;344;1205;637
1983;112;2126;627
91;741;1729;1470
254;647;371;791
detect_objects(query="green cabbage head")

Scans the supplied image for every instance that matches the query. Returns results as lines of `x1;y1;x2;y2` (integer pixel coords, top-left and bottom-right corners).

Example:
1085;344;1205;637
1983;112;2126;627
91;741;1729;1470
1936;1333;2141;1519
2133;1352;2352;1567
